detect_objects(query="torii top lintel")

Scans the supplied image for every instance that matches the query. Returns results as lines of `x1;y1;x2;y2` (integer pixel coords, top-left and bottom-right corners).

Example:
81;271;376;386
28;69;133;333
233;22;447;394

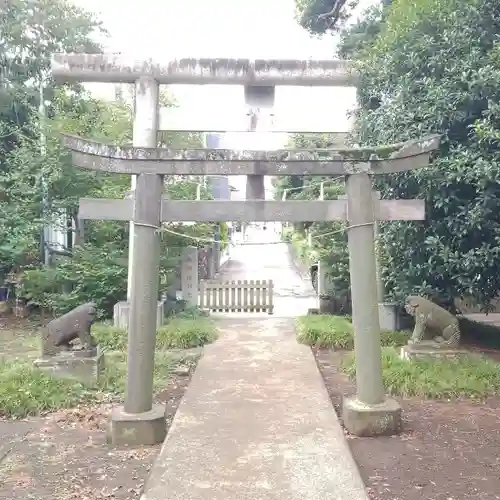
51;53;357;86
62;134;441;176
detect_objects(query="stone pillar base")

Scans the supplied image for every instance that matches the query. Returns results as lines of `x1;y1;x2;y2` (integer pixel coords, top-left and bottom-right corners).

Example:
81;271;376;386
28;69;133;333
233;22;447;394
342;396;402;437
33;348;104;385
113;300;164;330
106;404;166;446
378;302;398;331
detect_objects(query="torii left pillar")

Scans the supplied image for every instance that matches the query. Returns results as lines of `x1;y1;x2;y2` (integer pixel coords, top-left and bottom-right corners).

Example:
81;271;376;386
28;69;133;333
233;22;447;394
112;78;167;446
114;77;164;330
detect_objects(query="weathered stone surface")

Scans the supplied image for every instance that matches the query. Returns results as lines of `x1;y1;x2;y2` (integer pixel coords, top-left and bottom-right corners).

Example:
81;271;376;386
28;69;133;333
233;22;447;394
62;132;439;162
405;295;461;347
378;302;398;331
78;198;426;223
342;396;402;437
65;138;439;176
107;404;166;446
42;302;97;357
180;246;198;308
33;348;104;385
52;54;358;86
400;343;470;361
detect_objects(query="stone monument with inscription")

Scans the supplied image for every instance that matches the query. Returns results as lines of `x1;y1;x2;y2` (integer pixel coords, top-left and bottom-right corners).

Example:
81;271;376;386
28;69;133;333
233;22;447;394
181;246;199;308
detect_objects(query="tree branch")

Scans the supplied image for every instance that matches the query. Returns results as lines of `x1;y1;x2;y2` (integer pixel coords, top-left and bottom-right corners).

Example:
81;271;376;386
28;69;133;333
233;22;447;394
317;0;347;29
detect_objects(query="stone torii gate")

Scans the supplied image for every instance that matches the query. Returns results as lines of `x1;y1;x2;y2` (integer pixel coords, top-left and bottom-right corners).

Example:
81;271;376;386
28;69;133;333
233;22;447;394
52;54;440;445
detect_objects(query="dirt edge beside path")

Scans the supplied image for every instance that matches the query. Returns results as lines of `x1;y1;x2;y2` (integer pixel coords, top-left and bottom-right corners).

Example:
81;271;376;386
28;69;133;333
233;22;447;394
314;349;500;500
0;364;196;500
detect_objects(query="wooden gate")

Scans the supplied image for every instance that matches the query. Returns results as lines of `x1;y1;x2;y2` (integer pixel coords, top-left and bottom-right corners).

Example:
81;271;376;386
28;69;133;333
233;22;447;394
199;279;274;314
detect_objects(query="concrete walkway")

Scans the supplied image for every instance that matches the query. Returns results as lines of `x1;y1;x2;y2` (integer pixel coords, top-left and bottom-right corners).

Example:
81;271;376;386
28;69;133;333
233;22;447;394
141;241;368;500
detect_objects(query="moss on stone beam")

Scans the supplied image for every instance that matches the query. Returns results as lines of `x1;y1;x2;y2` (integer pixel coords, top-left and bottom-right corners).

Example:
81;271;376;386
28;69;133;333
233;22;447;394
62;133;440;162
51;54;358;86
61;133;441;176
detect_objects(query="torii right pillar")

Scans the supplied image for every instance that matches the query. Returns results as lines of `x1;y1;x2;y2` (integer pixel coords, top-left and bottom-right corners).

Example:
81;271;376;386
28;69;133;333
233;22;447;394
341;137;440;436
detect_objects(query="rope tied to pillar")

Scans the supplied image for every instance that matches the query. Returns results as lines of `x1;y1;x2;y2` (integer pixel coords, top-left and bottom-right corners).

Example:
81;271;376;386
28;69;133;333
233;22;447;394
345;222;374;231
133;222;162;232
130;222;377;246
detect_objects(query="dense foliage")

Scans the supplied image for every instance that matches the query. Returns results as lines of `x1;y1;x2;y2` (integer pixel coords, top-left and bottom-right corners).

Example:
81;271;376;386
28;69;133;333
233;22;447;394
353;0;500;308
0;0;219;317
292;0;500;310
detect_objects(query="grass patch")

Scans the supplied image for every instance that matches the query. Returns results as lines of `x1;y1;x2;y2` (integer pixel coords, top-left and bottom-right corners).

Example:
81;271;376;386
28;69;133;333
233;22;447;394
380;329;411;348
92;323;128;351
157;317;217;349
297;315;353;349
341;347;500;399
0;360;93;418
93;314;217;351
296;314;410;349
98;350;173;396
0;313;215;418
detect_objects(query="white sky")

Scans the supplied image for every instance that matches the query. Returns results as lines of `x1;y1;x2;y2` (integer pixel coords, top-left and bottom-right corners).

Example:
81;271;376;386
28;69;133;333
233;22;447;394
72;0;374;194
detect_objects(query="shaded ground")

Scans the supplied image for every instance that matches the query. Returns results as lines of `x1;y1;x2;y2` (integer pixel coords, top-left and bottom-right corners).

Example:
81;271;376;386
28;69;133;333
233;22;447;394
315;349;500;500
0;316;198;500
0;316;41;361
0;374;191;500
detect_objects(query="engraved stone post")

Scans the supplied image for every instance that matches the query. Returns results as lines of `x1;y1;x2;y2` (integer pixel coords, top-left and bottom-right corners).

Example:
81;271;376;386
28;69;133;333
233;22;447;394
207;245;215;279
181;246;199;308
372;191;398;331
317;261;331;313
213;225;221;273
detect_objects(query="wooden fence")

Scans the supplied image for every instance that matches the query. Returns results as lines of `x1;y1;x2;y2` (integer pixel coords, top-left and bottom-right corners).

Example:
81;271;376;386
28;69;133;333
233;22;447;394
199;279;274;314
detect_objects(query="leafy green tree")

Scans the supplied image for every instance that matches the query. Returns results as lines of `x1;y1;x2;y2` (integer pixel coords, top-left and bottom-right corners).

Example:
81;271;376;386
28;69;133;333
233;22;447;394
294;0;500;311
0;0;224;316
0;0;105;278
351;0;500;309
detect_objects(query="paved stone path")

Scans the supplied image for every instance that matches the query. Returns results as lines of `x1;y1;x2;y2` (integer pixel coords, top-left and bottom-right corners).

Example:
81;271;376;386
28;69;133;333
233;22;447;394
141;241;368;499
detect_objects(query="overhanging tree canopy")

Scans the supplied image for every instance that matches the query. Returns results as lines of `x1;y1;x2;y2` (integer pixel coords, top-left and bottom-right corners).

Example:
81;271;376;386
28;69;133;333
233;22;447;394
294;0;500;310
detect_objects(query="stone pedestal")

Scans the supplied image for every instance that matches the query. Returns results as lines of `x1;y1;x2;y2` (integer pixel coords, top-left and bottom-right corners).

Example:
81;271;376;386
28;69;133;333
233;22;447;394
33;348;104;385
378;302;398;331
342;396;402;437
400;342;469;361
107;404;166;446
113;300;164;330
